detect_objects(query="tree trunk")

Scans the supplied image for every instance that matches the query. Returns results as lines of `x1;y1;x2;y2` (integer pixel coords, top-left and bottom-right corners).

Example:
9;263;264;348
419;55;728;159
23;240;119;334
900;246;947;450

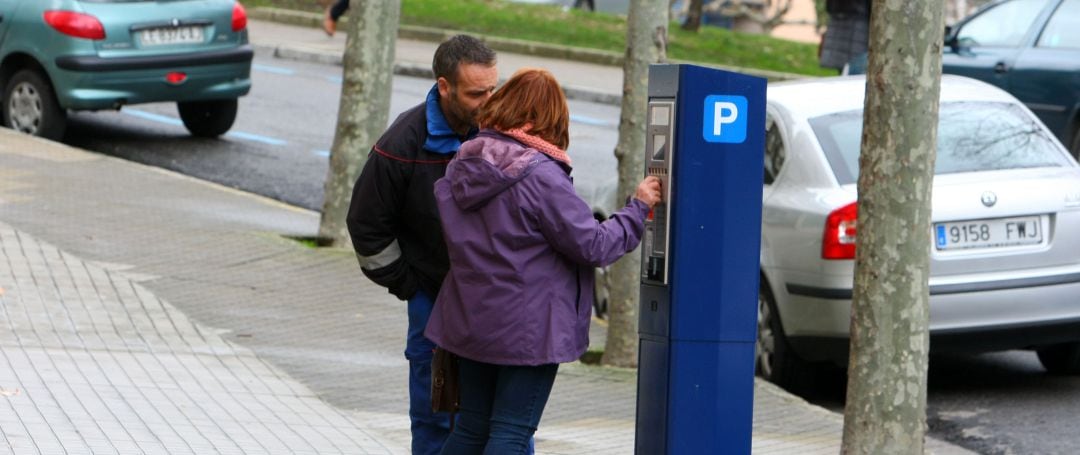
318;0;401;247
602;0;668;368
682;0;704;31
841;0;944;453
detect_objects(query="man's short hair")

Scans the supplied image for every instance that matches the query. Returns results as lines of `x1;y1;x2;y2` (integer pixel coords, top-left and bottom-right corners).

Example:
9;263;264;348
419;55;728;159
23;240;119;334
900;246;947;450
432;35;497;84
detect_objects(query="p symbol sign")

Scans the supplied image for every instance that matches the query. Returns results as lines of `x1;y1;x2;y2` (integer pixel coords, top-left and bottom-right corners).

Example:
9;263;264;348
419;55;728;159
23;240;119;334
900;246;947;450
703;95;748;144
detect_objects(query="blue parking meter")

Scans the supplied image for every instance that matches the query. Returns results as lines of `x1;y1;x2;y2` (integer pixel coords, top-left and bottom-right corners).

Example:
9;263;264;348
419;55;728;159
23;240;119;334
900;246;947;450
636;64;766;454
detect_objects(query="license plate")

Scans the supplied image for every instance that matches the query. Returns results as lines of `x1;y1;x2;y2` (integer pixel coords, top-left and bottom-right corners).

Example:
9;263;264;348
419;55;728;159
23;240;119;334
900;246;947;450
140;26;204;46
935;216;1043;251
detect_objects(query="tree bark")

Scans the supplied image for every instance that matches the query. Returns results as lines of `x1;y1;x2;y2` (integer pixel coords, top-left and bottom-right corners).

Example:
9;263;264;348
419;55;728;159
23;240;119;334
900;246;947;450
602;0;667;368
318;0;401;247
841;0;944;453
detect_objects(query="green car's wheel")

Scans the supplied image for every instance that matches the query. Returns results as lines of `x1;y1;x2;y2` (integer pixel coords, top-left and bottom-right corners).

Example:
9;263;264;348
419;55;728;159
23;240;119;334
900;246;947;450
3;69;66;141
178;99;238;138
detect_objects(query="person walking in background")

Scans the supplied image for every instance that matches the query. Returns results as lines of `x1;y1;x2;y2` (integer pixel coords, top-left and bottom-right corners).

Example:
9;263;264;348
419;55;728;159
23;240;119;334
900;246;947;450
345;35;498;455
573;0;595;11
818;0;871;73
322;0;349;36
425;68;663;454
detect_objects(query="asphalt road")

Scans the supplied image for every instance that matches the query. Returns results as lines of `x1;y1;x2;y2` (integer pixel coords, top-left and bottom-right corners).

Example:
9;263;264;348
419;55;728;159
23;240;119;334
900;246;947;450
63;49;620;214
925;351;1080;454
59;52;1080;455
802;350;1080;454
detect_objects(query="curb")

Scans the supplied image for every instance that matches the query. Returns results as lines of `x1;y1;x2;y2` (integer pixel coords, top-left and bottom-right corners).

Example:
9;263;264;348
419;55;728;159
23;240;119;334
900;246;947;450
253;41;624;106
249;7;622;66
249;7;808;84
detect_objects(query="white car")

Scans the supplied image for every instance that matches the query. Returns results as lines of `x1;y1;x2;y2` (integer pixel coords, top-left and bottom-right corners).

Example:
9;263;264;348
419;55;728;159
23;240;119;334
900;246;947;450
758;75;1080;389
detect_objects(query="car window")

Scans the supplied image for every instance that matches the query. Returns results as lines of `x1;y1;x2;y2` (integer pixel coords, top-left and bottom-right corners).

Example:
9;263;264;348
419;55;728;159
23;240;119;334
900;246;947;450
764;118;786;185
1037;0;1080;48
956;0;1049;47
810;102;1071;185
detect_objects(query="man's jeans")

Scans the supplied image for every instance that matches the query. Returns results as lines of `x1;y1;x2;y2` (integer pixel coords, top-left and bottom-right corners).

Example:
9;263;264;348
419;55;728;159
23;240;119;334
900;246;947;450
406;292;451;455
439;357;558;455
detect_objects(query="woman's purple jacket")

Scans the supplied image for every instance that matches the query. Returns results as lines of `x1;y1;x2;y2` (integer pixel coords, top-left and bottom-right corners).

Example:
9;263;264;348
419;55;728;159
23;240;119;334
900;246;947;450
425;130;649;366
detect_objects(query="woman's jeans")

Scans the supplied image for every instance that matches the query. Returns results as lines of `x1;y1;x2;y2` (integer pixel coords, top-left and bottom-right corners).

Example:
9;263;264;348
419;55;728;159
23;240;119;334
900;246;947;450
440;358;558;455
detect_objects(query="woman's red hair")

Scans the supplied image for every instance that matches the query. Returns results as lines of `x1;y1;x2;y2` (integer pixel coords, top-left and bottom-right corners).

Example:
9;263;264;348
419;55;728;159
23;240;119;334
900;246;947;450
477;68;570;150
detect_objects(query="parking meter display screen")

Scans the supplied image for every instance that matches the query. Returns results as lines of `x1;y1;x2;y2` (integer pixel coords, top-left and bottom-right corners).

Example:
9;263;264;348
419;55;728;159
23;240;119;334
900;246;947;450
652;134;667;160
651;105;670;126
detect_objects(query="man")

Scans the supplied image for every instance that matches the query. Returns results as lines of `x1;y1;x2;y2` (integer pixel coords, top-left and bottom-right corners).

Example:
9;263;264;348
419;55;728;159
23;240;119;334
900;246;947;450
345;35;498;455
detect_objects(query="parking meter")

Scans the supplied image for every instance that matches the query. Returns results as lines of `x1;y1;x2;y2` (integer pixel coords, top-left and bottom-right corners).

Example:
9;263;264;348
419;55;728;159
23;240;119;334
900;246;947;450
636;64;766;454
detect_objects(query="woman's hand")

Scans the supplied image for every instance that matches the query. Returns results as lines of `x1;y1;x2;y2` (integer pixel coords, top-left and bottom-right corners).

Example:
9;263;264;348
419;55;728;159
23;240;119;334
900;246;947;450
634;176;662;209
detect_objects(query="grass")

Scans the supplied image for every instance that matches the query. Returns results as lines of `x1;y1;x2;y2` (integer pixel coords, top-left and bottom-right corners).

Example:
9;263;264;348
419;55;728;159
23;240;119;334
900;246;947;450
246;0;833;76
282;235;329;248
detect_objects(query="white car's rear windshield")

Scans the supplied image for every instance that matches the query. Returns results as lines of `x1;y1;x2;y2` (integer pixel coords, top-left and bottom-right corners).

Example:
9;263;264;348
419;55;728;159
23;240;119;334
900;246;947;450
810;101;1072;185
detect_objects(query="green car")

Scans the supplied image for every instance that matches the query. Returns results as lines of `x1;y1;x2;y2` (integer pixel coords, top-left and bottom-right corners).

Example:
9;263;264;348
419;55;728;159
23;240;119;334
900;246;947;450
943;0;1080;159
0;0;253;140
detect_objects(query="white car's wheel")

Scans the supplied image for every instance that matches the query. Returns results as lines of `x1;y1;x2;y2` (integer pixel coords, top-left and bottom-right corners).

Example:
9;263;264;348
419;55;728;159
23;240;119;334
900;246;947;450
1037;343;1080;375
756;281;819;391
592;265;609;319
756;287;779;380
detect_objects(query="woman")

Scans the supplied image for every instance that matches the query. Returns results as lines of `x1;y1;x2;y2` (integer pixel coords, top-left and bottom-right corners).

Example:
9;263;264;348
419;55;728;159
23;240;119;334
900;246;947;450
425;68;661;454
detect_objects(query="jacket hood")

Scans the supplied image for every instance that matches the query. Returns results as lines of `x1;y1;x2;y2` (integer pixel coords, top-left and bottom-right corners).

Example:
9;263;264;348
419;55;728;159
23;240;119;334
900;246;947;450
445;130;550;211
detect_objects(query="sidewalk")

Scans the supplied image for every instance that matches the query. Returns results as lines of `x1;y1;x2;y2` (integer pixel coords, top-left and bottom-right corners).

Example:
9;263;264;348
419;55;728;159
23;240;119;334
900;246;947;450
0;138;974;453
0;17;974;455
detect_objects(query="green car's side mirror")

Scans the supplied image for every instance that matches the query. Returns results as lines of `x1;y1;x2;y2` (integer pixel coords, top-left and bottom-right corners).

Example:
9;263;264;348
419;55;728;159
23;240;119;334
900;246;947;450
944;25;958;50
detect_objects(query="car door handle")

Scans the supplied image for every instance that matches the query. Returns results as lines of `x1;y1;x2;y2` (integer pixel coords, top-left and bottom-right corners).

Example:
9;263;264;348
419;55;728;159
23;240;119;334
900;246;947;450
994;62;1009;74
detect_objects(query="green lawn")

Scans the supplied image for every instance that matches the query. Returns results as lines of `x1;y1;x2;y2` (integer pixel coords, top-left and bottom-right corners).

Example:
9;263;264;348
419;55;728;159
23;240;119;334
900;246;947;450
246;0;832;76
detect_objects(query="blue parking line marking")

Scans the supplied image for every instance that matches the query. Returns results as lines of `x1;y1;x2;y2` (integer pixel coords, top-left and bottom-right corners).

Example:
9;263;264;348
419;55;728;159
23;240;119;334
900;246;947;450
314;149;331;157
253;64;296;76
122;108;183;126
326;76;343;84
123;108;287;146
226;131;288;146
570;114;614;128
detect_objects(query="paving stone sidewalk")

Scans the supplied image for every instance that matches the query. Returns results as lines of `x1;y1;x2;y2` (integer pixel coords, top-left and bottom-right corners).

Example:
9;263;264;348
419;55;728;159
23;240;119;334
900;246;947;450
0;128;974;454
0;222;393;454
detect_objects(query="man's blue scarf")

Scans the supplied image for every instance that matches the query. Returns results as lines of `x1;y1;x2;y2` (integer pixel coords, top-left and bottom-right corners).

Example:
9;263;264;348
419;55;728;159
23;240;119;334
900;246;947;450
423;84;477;154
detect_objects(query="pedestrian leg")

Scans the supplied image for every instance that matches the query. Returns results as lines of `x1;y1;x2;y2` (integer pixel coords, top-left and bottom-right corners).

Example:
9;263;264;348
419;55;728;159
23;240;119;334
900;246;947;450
406;292;452;455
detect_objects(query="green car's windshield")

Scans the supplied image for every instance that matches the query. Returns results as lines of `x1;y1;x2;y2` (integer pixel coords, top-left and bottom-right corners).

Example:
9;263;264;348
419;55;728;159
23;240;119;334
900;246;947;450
810;101;1072;185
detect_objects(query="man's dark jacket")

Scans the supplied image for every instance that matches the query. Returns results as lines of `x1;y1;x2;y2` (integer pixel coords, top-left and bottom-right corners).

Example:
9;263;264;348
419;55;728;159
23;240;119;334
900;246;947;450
347;90;470;301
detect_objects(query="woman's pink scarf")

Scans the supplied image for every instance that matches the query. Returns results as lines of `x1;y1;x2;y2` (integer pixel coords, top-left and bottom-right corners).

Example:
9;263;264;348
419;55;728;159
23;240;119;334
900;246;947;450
499;127;571;167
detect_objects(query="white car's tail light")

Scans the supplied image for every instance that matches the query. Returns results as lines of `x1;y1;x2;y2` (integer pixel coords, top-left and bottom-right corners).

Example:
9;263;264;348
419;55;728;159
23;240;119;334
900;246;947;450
822;202;857;260
232;2;248;32
44;11;105;40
